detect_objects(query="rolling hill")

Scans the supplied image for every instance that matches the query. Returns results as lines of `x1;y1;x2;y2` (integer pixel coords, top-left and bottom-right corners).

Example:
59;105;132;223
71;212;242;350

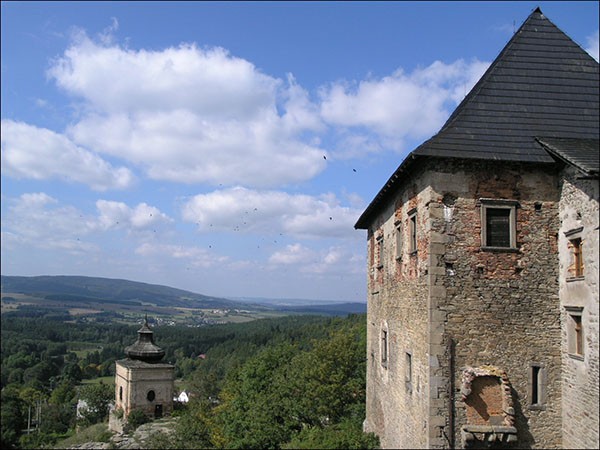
0;275;365;316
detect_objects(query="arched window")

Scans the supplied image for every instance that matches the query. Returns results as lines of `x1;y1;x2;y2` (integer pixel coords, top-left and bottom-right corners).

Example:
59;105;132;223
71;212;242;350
147;390;155;402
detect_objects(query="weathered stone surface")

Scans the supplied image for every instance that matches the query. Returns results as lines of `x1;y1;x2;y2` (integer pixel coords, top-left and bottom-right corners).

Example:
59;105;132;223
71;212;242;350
363;159;563;449
558;166;599;449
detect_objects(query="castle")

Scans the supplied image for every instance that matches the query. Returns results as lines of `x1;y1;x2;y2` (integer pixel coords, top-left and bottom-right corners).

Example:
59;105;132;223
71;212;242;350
355;8;598;449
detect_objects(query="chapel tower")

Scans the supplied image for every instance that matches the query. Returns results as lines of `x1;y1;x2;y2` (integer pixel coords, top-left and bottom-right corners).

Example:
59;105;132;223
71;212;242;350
113;316;174;423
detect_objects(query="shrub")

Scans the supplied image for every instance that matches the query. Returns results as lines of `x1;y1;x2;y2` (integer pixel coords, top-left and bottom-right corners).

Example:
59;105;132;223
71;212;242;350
124;409;149;434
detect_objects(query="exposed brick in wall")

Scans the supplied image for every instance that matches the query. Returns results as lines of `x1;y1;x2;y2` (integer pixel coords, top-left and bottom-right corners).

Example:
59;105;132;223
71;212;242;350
364;159;564;449
364;164;432;449
430;160;562;449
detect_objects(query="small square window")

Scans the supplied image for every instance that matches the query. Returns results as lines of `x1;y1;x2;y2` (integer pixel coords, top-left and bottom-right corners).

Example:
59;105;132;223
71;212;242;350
480;200;517;249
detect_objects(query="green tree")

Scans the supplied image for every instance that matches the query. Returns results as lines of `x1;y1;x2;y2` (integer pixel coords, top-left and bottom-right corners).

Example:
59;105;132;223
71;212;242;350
1;386;26;449
61;362;83;383
77;382;113;426
49;379;77;406
283;418;379;449
19;387;45;434
215;342;300;449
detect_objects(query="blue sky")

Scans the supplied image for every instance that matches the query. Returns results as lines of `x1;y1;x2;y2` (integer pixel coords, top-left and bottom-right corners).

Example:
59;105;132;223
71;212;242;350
2;1;598;302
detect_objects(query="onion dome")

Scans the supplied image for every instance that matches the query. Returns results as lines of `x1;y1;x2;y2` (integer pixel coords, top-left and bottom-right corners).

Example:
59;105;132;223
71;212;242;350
124;315;166;363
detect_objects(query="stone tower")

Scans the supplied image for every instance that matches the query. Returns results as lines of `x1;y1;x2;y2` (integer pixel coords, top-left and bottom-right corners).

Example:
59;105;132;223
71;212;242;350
113;316;174;422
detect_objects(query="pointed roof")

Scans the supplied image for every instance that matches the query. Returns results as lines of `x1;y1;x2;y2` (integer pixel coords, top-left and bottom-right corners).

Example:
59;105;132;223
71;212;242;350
124;315;166;363
355;8;599;229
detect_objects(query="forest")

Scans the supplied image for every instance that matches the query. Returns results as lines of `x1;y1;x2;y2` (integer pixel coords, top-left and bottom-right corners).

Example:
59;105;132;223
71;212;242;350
0;310;378;449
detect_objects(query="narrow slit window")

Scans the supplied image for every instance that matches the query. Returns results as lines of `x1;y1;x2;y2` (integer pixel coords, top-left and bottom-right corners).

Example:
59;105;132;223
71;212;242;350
395;223;403;260
377;236;384;269
409;213;417;253
573;314;583;356
381;329;388;367
531;366;540;405
405;352;412;383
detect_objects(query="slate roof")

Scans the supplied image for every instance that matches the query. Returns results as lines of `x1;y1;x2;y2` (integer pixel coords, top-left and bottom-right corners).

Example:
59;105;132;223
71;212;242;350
124;316;166;363
355;8;599;229
536;137;599;177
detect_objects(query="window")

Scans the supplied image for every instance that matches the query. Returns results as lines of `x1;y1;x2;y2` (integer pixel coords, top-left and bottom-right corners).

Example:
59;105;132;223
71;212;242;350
119;386;123;401
147;390;156;402
395;221;403;260
377;236;384;269
409;210;417;254
480;200;517;249
566;308;584;357
405;352;413;393
381;329;388;367
529;363;545;409
531;366;541;404
569;237;584;278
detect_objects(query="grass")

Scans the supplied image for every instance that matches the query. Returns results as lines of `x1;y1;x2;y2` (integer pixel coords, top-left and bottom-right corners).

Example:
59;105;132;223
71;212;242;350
53;422;113;448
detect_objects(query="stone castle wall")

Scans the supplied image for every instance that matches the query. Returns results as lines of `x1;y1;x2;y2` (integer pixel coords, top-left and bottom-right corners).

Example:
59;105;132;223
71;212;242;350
365;159;563;448
427;160;562;449
364;162;432;449
558;166;599;449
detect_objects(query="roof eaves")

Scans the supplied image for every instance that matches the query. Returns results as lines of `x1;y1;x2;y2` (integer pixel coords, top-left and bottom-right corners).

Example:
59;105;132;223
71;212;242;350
536;137;599;178
354;153;423;229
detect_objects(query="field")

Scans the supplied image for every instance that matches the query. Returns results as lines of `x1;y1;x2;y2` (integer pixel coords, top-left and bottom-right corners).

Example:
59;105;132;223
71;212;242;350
0;292;289;326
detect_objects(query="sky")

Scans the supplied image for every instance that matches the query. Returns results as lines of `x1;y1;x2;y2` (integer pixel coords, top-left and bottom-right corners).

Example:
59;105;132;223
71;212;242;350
1;1;598;302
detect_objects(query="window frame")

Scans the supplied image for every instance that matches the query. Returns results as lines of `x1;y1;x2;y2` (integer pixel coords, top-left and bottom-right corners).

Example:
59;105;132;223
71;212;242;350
395;220;403;261
528;362;546;410
565;307;584;359
480;199;518;250
565;227;584;280
376;235;384;270
408;209;417;254
381;328;388;368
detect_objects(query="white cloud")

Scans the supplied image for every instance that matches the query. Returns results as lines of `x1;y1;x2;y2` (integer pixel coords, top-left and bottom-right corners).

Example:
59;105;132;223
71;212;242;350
319;59;489;156
135;242;227;268
586;30;599;61
1;120;134;191
2;193;172;254
95;200;172;231
3;192;98;253
269;243;315;265
181;187;363;239
268;243;363;276
45;34;326;187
